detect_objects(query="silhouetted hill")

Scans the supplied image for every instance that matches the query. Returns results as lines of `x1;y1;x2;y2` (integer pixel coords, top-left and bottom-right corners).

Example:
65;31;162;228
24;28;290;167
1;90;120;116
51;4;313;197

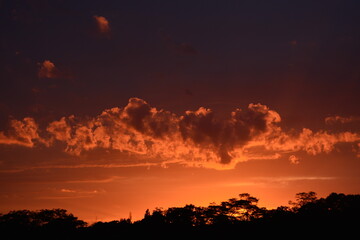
1;192;359;238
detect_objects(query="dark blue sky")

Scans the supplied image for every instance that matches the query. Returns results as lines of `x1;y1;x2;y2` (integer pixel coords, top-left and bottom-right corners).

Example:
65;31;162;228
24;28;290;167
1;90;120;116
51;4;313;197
1;0;360;128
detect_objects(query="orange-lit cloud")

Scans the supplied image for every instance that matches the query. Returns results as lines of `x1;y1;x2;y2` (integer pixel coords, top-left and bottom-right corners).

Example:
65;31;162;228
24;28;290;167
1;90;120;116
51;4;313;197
325;115;360;125
38;60;60;79
46;116;73;142
289;155;300;164
0;117;44;147
37;188;103;200
264;128;359;155
93;15;110;34
1;98;359;169
60;188;76;193
221;176;336;188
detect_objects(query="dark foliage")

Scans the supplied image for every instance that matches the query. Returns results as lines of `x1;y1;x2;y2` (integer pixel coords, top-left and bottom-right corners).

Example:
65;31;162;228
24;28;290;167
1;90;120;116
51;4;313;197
0;208;86;238
1;192;359;238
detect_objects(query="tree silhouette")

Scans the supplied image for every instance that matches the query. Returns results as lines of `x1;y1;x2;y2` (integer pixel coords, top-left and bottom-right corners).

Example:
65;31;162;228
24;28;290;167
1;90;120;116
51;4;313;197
289;191;317;210
165;204;198;226
1;192;360;237
0;208;86;234
204;193;264;223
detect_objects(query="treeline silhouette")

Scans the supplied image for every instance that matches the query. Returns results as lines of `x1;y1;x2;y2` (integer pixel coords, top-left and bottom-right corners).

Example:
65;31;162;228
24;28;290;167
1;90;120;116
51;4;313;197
1;192;359;238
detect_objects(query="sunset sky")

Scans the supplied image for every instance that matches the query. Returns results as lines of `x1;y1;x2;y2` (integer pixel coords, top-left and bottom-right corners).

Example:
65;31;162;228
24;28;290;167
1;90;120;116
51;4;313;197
1;0;360;222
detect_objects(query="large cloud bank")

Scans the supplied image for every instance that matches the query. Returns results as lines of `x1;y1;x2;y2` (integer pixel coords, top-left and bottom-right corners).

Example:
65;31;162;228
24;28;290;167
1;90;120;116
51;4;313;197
1;98;359;169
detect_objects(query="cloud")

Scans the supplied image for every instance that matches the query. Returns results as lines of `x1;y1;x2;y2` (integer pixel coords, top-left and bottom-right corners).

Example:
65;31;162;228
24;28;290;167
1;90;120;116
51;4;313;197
253;176;336;185
222;176;336;187
178;103;281;164
93;15;110;34
1;98;359;169
160;31;198;56
325;115;360;125
0;117;45;147
176;43;198;55
60;188;76;193
289;155;300;164
0;163;159;174
38;60;60;79
60;188;102;194
46;116;73;142
265;128;360;155
38;188;103;200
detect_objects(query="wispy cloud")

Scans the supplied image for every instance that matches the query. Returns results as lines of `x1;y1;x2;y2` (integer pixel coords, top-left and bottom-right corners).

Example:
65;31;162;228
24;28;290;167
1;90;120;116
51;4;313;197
59;188;103;194
60;188;76;193
0;162;159;173
63;176;124;184
325;115;360;125
256;176;337;182
220;176;336;187
35;188;104;200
